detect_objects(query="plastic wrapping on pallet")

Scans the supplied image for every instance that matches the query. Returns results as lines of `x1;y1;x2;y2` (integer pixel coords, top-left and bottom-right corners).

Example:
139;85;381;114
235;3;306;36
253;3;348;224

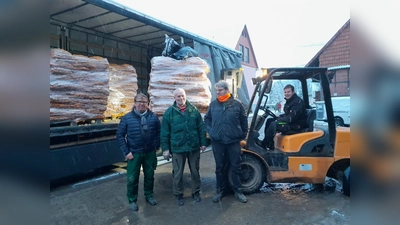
148;56;212;120
50;49;139;123
104;64;138;119
50;49;110;122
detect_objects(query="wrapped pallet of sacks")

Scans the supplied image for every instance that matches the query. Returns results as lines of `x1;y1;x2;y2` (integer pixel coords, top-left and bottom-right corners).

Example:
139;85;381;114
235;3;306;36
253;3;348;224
103;64;138;119
148;56;211;120
50;48;109;123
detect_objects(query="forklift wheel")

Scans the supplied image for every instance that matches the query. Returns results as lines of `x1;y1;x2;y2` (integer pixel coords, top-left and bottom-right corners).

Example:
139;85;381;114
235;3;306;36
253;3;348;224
230;154;265;194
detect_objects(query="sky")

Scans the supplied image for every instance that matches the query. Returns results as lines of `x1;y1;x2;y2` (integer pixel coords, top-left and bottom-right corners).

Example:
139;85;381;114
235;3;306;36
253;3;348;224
115;0;350;68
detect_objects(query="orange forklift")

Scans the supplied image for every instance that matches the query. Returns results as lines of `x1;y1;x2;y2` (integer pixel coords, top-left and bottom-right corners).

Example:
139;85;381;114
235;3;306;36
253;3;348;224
235;67;350;196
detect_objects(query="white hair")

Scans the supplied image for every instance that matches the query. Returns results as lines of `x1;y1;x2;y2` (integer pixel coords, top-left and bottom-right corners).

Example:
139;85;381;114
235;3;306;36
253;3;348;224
173;88;186;96
215;80;229;91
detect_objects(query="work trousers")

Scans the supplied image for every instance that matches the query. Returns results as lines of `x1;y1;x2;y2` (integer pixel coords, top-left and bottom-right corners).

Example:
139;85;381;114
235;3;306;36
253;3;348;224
126;151;157;204
212;141;242;193
172;150;201;196
263;120;299;147
262;119;277;147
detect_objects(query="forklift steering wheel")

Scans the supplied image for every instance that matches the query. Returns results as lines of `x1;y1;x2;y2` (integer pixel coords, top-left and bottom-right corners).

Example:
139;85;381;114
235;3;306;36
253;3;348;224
260;106;277;119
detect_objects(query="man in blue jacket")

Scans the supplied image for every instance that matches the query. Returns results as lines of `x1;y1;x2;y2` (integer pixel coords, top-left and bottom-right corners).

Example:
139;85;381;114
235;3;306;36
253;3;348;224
204;80;248;203
116;93;161;211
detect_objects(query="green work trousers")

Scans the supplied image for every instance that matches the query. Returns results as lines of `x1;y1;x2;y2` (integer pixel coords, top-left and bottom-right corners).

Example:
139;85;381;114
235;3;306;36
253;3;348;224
126;151;157;204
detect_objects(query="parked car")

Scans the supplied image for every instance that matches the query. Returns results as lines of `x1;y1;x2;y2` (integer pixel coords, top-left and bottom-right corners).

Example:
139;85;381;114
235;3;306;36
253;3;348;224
315;96;350;127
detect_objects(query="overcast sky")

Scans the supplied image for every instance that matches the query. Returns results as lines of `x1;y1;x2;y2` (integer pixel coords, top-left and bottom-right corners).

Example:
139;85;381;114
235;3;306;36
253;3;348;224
115;0;350;68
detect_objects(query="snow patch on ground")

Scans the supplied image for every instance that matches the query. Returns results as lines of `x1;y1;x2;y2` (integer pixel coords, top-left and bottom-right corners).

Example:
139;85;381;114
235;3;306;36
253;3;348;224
260;177;343;193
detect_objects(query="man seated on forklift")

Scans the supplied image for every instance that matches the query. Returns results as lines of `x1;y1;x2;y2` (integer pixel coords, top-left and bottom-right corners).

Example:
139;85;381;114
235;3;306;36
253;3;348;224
258;84;307;150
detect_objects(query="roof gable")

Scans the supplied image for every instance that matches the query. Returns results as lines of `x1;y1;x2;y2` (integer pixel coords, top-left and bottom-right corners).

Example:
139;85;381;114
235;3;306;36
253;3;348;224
238;25;259;68
306;19;350;67
198;23;244;49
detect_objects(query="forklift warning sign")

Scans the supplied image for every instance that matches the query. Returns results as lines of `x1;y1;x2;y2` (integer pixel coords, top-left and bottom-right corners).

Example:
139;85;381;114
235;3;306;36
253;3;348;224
300;164;312;171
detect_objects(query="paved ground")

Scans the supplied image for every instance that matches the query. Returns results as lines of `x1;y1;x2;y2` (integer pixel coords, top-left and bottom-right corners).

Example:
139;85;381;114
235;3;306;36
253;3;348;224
50;150;350;225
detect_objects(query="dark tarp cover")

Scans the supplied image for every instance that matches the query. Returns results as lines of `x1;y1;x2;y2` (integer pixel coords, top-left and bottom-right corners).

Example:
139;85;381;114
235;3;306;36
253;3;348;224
194;41;250;108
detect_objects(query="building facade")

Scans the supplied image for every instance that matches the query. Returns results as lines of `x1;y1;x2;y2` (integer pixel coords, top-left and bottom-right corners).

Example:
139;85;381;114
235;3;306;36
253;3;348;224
235;25;259;97
202;24;259;97
306;19;350;98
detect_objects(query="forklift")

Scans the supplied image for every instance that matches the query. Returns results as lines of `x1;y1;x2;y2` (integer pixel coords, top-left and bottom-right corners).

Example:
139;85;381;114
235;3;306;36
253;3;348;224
234;67;350;196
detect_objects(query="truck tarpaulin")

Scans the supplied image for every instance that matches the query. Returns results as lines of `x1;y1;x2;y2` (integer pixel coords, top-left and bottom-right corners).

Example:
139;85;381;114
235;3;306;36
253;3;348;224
194;41;250;107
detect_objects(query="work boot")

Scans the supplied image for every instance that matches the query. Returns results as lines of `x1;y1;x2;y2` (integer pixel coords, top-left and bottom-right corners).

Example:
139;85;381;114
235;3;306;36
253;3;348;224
145;197;158;206
212;191;224;203
175;194;184;206
129;202;138;211
192;191;201;202
234;192;247;203
267;142;275;150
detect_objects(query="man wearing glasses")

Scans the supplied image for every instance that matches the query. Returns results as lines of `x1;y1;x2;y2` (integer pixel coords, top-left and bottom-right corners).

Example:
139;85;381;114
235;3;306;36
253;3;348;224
204;80;248;203
116;93;161;211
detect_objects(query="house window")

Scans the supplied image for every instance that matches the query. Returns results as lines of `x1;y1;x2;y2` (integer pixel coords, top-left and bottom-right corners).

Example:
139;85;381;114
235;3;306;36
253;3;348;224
245;47;249;63
239;45;244;62
242;30;247;37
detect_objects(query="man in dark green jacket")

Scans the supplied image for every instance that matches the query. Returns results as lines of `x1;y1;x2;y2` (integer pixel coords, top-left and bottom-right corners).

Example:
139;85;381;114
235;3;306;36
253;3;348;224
161;88;207;206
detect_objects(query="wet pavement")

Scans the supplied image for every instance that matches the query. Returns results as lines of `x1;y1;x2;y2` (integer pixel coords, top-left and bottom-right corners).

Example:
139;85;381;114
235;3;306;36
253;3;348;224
50;149;350;225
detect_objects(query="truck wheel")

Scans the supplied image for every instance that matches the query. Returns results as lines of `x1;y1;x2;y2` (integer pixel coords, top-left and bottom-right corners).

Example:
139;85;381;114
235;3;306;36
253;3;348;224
335;117;345;127
230;154;265;194
342;166;350;196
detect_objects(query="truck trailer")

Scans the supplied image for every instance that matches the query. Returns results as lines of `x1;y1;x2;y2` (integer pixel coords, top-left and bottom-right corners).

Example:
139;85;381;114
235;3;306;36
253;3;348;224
50;0;249;180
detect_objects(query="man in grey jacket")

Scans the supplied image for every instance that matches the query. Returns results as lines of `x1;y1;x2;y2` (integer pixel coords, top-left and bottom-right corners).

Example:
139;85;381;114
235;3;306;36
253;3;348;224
204;80;248;203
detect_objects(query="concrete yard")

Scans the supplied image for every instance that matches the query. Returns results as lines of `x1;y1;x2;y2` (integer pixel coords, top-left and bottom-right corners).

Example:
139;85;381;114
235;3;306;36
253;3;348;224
50;150;350;225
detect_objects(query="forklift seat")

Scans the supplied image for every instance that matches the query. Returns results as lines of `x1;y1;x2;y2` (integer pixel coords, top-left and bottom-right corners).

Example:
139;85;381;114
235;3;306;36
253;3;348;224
274;109;318;152
303;109;316;132
284;109;316;135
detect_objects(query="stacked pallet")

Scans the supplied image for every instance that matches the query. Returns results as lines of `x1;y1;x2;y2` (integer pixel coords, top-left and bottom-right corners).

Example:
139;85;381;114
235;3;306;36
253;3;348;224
148;56;212;120
50;49;110;122
50;49;138;123
104;64;138;119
